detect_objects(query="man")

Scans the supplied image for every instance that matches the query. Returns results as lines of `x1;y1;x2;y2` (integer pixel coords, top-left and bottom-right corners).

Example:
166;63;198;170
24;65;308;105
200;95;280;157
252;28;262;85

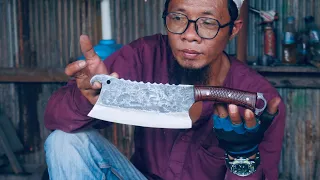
44;0;286;179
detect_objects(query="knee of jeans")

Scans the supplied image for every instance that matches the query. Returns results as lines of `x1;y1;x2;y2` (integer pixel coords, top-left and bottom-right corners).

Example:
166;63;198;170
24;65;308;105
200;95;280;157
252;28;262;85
44;130;89;160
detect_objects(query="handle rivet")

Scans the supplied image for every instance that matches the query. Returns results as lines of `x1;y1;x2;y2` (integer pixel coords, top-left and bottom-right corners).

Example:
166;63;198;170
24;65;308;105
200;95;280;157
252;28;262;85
206;92;210;96
246;98;250;101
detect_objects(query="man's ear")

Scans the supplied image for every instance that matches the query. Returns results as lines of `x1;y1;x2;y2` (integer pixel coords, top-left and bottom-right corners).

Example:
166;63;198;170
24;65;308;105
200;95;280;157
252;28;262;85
229;20;243;40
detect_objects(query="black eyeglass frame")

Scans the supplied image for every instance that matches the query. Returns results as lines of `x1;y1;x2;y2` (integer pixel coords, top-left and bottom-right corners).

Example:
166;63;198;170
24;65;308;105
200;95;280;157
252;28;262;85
162;12;234;39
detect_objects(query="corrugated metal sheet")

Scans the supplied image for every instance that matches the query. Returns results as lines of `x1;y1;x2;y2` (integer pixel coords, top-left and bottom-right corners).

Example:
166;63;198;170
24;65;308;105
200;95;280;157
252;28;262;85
27;0;101;68
110;0;166;46
0;0;320;178
0;0;102;166
0;0;20;146
0;0;18;68
277;88;320;180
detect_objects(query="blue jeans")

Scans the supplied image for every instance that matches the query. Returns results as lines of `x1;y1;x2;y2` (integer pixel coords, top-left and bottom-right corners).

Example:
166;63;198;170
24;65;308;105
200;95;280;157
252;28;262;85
44;129;147;180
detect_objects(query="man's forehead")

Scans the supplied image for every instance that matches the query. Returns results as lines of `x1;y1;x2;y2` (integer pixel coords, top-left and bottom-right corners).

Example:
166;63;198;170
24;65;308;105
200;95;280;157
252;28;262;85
170;0;225;8
168;0;244;14
169;0;226;17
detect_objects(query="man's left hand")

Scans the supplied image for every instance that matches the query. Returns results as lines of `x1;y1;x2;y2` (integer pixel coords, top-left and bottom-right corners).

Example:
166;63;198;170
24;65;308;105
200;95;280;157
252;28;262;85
213;96;281;158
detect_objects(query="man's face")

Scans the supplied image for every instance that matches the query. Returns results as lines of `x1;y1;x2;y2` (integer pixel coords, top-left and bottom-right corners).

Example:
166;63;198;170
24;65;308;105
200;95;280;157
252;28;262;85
167;0;232;70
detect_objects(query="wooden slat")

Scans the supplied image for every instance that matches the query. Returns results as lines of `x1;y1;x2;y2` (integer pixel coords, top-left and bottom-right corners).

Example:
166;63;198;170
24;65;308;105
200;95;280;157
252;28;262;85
0;127;23;174
0;66;319;88
251;65;320;88
251;65;320;73
266;76;320;88
0;67;69;83
0;114;24;156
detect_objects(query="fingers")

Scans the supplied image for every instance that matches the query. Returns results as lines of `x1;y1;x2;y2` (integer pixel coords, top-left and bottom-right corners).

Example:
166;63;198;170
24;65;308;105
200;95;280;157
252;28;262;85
110;72;119;78
65;60;87;77
215;104;228;118
82;89;100;105
91;72;119;90
228;105;242;125
81;72;120;104
91;71;118;88
213;103;258;129
214;104;242;125
92;82;102;90
76;78;93;90
213;97;280;132
243;109;257;128
227;104;257;128
80;35;100;61
267;97;281;115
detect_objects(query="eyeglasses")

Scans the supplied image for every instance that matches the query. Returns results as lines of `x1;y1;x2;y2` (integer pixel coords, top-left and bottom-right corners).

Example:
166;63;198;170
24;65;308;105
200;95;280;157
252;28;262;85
162;12;233;39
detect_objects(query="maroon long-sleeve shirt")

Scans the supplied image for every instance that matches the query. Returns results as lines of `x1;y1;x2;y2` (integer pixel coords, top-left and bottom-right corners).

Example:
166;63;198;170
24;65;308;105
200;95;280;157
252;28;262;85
44;34;286;180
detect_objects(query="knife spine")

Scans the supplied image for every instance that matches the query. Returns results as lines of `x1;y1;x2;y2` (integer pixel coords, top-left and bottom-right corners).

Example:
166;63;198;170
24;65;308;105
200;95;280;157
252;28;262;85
91;74;192;87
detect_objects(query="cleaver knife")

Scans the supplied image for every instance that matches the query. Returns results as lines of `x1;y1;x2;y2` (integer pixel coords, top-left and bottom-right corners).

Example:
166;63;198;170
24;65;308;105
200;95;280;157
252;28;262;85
87;74;267;129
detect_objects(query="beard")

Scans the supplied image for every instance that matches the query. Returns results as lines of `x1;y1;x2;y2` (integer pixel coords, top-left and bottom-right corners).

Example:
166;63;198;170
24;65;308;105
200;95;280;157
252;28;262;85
168;59;211;85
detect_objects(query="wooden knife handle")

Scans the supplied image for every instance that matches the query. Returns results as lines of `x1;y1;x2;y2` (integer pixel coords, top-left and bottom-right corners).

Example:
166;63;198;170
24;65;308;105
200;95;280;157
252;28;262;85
194;86;257;111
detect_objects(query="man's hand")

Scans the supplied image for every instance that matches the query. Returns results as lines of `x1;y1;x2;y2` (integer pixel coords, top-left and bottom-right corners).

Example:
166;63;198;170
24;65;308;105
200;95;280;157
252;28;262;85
213;96;281;158
65;35;118;105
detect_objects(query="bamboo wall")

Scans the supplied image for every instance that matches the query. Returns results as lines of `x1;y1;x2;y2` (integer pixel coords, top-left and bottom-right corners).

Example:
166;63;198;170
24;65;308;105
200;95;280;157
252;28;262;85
0;0;319;179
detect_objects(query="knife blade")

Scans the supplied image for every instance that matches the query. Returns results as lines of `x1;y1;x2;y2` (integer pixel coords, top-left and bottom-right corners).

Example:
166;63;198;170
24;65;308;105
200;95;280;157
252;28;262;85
87;74;267;129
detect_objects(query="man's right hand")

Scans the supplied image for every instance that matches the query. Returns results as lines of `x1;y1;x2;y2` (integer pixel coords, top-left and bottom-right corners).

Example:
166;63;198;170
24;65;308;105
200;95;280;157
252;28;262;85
65;35;118;105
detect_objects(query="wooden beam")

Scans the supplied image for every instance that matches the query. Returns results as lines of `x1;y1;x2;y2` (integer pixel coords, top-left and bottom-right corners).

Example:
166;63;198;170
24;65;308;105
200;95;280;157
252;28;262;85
237;0;249;62
0;114;24;157
251;65;320;88
0;67;69;83
0;127;24;174
264;75;320;89
251;65;320;73
0;66;320;88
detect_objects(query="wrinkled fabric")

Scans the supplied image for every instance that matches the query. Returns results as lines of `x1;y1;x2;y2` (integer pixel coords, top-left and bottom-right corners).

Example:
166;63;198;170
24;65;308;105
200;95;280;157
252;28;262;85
44;129;147;180
44;34;286;180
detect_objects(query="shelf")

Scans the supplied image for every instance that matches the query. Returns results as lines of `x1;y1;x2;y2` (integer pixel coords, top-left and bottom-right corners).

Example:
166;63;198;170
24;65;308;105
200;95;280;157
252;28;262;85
0;66;319;88
0;67;69;83
250;65;320;88
251;65;320;73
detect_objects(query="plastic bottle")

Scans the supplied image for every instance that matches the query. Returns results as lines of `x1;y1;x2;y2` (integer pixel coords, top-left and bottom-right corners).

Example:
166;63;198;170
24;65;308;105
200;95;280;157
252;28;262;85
282;16;297;64
296;20;309;64
305;16;320;61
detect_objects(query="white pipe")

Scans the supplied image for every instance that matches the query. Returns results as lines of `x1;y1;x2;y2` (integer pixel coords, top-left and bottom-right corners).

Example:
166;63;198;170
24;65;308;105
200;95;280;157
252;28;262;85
101;0;112;39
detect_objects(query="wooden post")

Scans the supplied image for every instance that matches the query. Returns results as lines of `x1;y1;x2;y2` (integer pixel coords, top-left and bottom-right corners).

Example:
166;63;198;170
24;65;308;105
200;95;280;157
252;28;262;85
237;0;249;63
17;0;42;154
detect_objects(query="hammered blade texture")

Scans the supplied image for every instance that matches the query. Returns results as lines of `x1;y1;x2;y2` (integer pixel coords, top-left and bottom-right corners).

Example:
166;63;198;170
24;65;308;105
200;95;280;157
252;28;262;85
90;74;195;113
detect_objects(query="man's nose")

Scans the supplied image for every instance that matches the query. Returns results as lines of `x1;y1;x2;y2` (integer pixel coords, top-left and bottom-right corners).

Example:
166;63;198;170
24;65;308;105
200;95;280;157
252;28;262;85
181;22;201;43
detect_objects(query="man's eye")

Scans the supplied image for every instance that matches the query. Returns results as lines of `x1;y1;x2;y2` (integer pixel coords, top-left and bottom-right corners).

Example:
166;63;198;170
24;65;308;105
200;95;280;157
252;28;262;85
172;16;183;21
203;21;216;26
201;20;219;29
